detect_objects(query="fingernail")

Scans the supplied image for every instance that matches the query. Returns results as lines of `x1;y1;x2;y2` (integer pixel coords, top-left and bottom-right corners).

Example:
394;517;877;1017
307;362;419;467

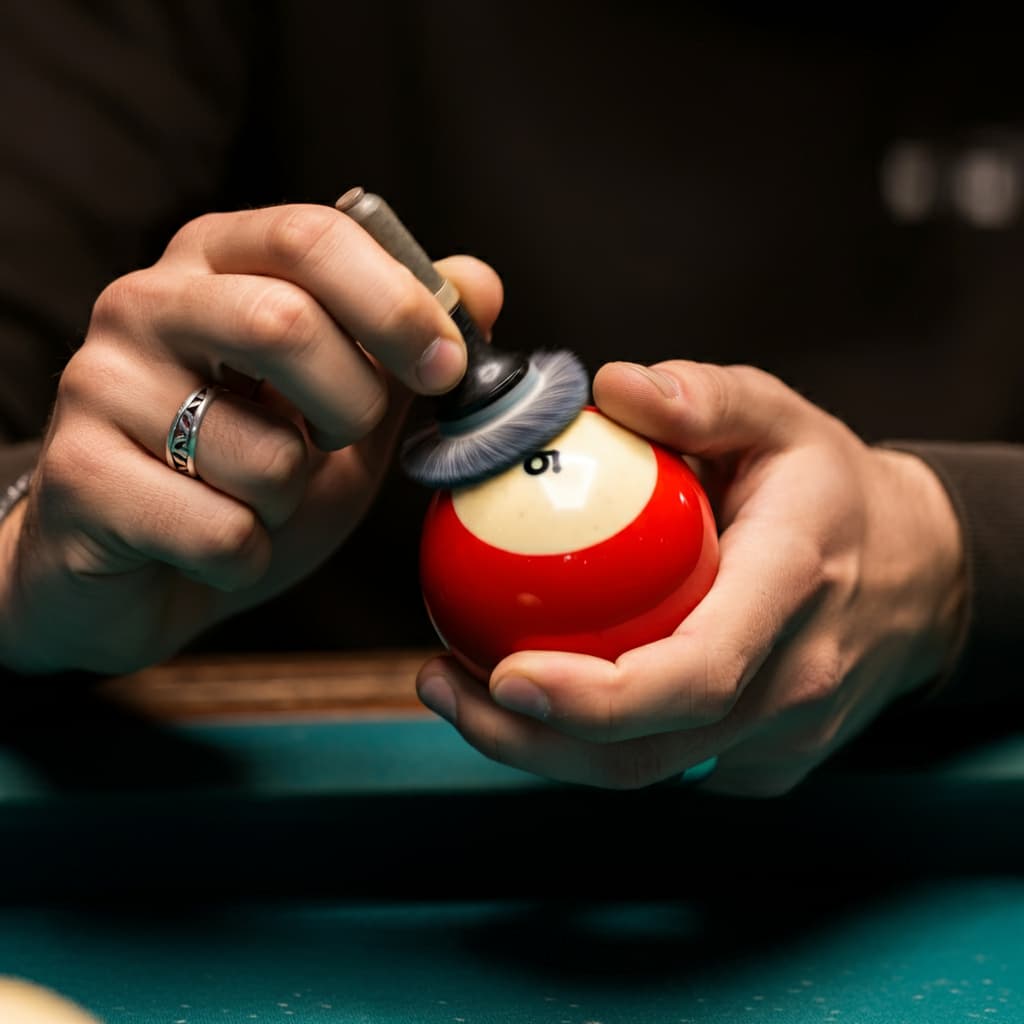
492;676;551;721
418;675;458;724
416;336;465;393
679;756;718;784
629;364;679;399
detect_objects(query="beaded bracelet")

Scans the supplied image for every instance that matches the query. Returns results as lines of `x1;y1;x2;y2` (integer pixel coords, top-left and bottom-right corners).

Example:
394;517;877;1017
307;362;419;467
0;470;32;528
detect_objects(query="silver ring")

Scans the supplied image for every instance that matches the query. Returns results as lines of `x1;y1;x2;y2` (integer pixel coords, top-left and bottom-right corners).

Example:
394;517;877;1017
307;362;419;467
165;385;224;478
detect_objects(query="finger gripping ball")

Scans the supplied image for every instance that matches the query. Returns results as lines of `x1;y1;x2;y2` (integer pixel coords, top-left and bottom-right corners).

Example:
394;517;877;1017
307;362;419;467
420;407;719;678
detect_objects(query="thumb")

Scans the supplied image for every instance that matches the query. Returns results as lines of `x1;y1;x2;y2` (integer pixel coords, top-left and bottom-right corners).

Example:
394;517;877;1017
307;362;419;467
593;360;807;458
433;255;504;338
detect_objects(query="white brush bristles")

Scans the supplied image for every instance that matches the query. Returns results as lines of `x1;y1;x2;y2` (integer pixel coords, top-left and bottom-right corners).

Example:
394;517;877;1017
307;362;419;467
401;350;590;488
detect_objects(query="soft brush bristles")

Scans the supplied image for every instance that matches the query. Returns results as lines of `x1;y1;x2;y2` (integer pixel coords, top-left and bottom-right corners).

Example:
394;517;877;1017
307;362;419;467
401;350;590;488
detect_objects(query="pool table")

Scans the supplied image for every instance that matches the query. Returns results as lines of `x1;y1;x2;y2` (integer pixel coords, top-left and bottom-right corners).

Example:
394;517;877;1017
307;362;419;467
1;651;1022;1023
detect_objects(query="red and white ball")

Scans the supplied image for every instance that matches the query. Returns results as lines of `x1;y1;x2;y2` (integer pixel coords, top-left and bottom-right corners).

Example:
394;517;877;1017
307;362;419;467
420;407;719;678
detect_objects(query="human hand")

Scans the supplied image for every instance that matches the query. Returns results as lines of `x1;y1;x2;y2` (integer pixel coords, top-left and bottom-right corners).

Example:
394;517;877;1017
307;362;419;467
416;360;966;795
0;204;502;674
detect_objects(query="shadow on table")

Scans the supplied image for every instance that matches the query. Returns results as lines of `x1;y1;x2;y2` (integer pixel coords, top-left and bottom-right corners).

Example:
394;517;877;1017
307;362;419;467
5;874;987;998
450;880;904;984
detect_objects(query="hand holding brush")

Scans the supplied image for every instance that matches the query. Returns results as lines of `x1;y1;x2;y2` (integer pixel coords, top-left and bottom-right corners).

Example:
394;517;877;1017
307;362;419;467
336;187;589;487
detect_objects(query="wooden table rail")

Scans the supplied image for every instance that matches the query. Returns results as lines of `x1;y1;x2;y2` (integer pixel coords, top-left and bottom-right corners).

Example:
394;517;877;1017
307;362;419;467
95;648;443;720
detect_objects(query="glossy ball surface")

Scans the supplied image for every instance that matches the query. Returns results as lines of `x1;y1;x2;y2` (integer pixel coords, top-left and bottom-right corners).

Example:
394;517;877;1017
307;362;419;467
420;408;719;678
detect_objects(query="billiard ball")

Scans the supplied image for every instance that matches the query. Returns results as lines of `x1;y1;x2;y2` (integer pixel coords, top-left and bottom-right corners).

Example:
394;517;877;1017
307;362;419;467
419;406;719;678
0;977;101;1023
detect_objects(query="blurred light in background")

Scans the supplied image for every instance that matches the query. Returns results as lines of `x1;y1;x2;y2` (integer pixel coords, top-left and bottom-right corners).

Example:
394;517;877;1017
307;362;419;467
881;133;1024;230
951;147;1021;229
880;141;938;223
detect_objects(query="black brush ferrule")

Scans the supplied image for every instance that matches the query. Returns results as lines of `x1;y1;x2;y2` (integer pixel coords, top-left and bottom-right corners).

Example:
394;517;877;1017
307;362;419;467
436;304;529;422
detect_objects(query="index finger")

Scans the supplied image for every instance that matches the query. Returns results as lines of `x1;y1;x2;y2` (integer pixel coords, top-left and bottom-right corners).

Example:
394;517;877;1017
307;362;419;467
489;516;821;743
167;204;466;396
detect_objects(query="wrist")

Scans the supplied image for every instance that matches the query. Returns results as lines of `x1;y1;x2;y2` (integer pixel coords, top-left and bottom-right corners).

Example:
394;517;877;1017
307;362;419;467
0;495;34;672
875;448;968;690
0;482;67;675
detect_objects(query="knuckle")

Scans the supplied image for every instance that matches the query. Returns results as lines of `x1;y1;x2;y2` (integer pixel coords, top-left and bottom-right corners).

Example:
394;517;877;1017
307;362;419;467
88;282;123;330
90;271;158;330
55;352;92;408
698;644;748;720
792;534;828;589
352;385;388;436
690;363;736;428
471;717;512;772
197;506;262;564
251;426;308;491
373;276;430;340
728;363;808;420
785;641;844;711
727;363;791;407
326;382;388;449
243;283;317;357
56;345;124;411
728;363;779;390
820;548;858;595
167;212;220;254
264;205;338;270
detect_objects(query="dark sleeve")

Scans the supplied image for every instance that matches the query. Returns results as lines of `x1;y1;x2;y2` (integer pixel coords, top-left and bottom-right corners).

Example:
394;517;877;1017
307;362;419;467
0;0;255;465
894;441;1024;708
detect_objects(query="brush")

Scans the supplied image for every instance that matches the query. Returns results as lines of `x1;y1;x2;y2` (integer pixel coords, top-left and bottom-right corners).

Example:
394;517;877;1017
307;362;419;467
335;187;589;488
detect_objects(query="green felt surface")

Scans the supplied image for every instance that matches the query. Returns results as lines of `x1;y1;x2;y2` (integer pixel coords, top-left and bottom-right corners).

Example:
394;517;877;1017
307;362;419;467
1;881;1023;1023
1;716;1023;802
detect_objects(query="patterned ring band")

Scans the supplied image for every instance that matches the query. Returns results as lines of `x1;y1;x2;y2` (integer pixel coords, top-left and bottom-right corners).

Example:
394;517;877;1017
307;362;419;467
165;385;225;479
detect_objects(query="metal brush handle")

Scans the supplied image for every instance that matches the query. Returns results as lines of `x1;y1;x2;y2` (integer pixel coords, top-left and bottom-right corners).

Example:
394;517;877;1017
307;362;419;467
335;187;527;420
336;187;450;301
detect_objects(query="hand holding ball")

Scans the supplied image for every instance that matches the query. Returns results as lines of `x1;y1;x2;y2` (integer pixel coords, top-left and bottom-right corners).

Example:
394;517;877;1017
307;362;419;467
420;408;719;677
